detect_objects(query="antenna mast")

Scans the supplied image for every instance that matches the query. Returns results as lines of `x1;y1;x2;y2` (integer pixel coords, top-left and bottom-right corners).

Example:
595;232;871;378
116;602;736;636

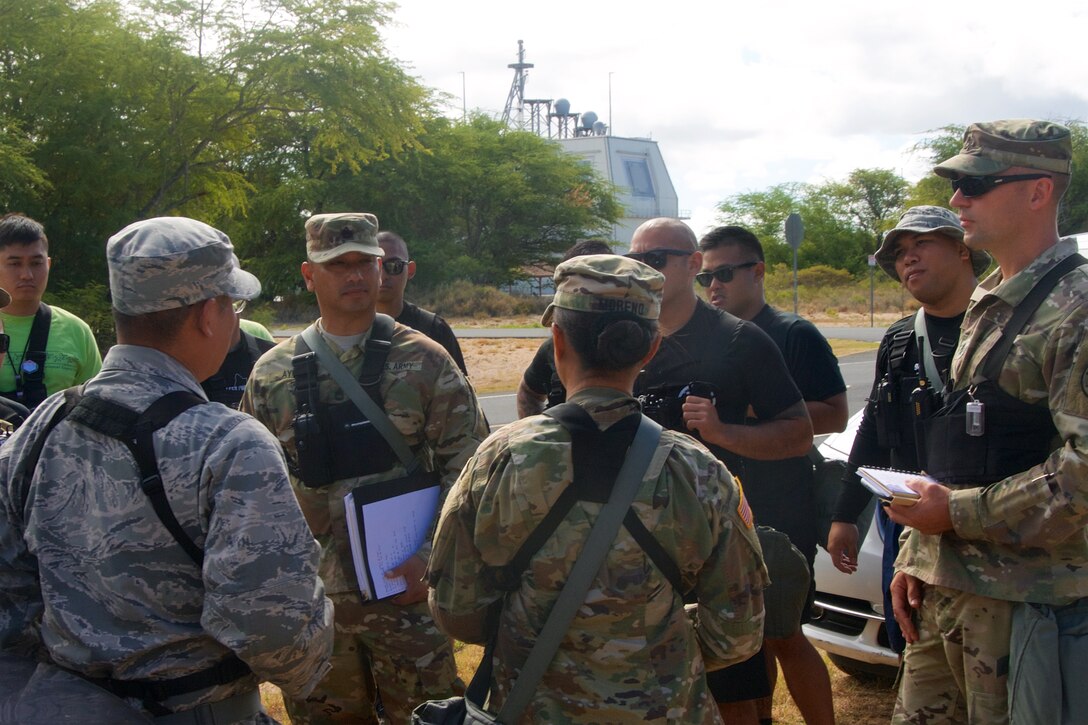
501;40;534;129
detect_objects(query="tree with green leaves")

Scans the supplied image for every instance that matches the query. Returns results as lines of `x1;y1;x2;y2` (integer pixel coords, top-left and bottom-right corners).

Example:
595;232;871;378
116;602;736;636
268;115;622;292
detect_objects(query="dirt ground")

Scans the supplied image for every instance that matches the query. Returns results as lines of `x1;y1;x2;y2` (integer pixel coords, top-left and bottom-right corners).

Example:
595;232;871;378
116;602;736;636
459;335;878;395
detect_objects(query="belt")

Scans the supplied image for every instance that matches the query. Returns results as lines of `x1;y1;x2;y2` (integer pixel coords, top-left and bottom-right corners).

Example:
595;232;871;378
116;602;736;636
154;689;262;725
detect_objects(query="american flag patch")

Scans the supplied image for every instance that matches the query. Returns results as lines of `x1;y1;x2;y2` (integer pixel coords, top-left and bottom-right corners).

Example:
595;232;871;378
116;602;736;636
734;476;754;528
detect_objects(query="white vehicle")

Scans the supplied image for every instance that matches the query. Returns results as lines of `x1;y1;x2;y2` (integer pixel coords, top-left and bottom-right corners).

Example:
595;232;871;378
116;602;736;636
803;411;900;678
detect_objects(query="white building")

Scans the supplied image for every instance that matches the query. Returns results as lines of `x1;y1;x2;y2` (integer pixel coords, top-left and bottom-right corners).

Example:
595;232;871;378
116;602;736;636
557;133;682;249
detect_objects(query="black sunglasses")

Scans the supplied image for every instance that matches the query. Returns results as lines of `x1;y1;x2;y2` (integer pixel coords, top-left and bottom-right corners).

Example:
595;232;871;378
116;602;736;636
625;249;692;270
0;334;7;354
951;173;1051;198
382;258;409;275
695;261;759;287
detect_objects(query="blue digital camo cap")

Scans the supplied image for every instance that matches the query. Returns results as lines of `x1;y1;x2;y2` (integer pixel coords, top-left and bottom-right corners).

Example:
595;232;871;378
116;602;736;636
107;217;261;315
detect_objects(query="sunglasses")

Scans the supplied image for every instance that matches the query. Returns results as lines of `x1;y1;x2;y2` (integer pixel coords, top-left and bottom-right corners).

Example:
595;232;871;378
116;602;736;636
951;173;1051;198
382;258;409;276
231;299;247;314
0;333;7;354
695;261;759;287
625;249;692;270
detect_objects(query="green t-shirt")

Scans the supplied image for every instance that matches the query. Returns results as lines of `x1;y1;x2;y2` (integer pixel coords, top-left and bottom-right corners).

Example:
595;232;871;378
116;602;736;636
0;304;102;402
238;318;275;342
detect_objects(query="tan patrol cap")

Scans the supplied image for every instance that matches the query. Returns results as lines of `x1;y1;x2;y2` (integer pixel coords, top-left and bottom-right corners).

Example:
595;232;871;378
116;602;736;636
305;213;385;263
934;119;1072;178
541;254;664;326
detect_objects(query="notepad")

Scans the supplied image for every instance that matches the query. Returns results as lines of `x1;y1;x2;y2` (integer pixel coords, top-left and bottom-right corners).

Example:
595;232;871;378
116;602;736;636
344;470;441;600
856;466;932;506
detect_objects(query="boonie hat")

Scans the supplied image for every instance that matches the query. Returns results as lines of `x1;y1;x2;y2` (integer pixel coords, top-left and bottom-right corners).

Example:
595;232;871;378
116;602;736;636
107;217;261;315
305;213;385;263
875;206;990;281
934;119;1072;178
541;254;663;326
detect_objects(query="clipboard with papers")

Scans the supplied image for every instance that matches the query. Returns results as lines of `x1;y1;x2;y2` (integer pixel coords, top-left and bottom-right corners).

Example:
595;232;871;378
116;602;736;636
344;469;441;600
856;466;932;506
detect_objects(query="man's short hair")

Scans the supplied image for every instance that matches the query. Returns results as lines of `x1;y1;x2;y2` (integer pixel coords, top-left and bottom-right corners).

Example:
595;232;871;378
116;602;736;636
112;300;215;345
563;239;612;261
0;213;48;251
376;230;408;254
698;225;765;261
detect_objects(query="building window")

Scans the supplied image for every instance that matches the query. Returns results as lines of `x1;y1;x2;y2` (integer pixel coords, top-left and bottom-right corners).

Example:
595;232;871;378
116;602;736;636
623;158;655;198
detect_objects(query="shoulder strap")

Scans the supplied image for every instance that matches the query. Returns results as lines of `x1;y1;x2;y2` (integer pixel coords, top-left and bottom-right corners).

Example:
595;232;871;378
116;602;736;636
912;309;944;385
299;318;417;471
489;404;684;595
10;304;52;406
495;415;662;723
69;391;208;567
17;387;84;513
974;253;1086;384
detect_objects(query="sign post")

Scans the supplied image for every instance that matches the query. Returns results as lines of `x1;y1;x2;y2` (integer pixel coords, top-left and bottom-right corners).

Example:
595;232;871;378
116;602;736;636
784;213;804;315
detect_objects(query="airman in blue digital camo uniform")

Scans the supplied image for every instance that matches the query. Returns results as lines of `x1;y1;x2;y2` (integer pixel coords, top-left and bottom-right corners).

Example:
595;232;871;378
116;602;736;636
0;216;334;722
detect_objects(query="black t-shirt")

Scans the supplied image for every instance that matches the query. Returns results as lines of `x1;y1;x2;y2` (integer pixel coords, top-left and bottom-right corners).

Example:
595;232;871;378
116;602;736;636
834;310;964;523
202;331;276;409
739;306;847;557
397;301;468;375
523;338;558;396
635;299;802;483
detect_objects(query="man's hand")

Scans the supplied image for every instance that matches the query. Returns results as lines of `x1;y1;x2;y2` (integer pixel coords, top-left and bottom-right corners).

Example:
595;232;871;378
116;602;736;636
883;479;954;535
681;394;723;440
827;521;859;574
387;554;428;606
890;572;925;644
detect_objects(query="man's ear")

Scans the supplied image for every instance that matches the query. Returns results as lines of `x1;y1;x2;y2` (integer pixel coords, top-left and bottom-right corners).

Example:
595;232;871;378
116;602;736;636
301;260;315;292
195;298;218;337
407;260;417;281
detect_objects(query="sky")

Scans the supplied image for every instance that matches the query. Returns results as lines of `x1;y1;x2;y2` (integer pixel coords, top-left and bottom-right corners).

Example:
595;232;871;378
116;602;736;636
382;0;1088;238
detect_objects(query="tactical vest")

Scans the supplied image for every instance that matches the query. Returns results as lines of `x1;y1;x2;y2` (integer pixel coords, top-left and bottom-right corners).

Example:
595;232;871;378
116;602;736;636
0;303;51;410
19;388;252;714
290;315;397;487
480;403;687;598
921;254;1086;486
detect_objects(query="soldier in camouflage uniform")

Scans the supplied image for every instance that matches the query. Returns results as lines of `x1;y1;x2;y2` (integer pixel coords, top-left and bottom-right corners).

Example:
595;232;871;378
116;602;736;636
886;121;1088;724
241;212;487;724
0;216;334;722
428;255;768;724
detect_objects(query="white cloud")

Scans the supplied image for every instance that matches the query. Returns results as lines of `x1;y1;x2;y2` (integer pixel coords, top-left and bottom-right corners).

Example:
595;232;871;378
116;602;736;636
383;0;1088;237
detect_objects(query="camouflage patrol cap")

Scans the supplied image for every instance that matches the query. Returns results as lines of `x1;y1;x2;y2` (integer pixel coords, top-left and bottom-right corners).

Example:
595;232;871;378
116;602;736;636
107;217;261;315
875;206;990;281
934;119;1072;178
541;254;664;326
305;212;385;263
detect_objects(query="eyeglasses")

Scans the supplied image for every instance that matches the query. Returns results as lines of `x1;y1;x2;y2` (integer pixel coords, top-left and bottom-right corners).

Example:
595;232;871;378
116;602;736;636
951;173;1051;198
0;334;8;354
231;299;247;314
695;261;759;287
382;258;409;276
625;249;692;270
